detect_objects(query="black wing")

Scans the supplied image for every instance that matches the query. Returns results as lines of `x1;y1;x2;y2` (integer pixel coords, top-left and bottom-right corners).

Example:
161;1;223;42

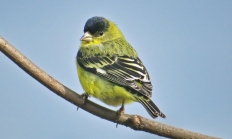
77;53;153;98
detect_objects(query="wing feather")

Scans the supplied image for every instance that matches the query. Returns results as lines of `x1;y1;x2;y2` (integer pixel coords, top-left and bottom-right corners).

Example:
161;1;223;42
77;54;152;97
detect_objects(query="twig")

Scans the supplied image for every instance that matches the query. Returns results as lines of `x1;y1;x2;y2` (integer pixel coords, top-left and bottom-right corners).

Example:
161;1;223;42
0;36;220;139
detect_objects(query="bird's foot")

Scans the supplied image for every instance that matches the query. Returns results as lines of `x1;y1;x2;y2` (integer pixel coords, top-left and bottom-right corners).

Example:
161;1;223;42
77;93;89;110
116;101;125;127
117;104;125;116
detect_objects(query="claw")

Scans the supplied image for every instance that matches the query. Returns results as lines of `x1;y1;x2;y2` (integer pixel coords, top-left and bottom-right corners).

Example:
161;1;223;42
116;100;125;128
77;93;89;110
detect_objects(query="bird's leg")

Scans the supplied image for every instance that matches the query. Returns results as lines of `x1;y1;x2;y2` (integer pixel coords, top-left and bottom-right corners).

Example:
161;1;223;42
77;92;89;110
116;99;125;127
117;101;125;116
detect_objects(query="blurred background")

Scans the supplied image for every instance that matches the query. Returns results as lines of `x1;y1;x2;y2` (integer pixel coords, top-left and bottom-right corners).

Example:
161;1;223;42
0;1;231;138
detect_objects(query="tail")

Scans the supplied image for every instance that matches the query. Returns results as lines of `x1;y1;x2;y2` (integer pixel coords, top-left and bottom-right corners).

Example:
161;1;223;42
136;97;166;119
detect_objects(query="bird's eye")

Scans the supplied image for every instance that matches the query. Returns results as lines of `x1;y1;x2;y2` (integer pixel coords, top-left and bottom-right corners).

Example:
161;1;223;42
99;31;104;36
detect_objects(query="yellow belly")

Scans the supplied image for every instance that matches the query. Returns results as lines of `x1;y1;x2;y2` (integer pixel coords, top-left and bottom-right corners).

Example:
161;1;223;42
77;66;136;106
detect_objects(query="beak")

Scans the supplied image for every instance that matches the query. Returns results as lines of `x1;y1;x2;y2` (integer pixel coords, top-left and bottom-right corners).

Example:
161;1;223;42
80;32;93;42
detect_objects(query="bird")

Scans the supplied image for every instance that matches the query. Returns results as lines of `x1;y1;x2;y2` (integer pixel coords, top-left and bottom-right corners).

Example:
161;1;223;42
76;16;166;119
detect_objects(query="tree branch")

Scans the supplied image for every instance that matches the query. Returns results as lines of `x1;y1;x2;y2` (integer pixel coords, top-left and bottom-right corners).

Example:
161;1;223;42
0;36;220;139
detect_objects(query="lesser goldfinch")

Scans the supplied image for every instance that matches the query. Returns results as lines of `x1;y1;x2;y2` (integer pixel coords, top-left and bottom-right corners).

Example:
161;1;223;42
76;16;166;119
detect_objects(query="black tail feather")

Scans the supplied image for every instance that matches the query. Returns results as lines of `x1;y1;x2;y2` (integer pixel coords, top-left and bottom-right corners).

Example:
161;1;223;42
136;97;166;119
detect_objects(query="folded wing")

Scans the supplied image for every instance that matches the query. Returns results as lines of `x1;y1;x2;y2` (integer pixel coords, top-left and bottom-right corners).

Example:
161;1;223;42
77;52;153;98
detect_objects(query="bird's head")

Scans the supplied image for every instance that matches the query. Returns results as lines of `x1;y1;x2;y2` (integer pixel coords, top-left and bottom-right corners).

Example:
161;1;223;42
80;16;124;45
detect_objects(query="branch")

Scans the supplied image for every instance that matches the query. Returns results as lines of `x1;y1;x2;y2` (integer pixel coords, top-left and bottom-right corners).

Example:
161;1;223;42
0;36;220;139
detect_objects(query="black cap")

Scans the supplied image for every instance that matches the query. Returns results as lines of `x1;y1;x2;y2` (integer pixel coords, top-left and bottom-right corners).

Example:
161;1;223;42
84;16;110;35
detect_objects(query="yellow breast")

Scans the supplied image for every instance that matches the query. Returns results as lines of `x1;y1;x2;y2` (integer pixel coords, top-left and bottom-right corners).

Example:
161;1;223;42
77;65;136;106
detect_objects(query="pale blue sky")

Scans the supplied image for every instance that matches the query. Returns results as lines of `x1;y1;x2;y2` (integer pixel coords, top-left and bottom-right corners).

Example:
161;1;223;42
0;1;231;139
